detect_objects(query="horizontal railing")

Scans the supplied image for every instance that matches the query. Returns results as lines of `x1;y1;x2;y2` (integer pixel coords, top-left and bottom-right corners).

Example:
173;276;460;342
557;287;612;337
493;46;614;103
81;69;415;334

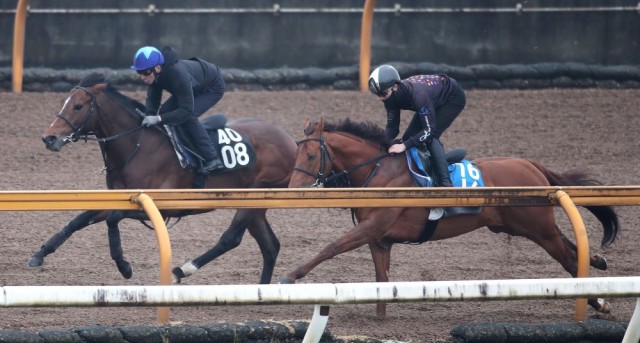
0;277;639;343
2;4;639;15
2;186;640;211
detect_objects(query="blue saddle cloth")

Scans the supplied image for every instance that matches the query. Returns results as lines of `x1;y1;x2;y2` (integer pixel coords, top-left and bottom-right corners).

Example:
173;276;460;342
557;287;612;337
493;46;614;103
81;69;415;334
406;147;485;218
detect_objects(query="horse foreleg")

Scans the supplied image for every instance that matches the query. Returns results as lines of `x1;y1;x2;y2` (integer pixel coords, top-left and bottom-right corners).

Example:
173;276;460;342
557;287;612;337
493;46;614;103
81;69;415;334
172;209;252;284
369;242;392;318
27;210;109;268
106;210;133;279
279;220;376;284
246;210;281;284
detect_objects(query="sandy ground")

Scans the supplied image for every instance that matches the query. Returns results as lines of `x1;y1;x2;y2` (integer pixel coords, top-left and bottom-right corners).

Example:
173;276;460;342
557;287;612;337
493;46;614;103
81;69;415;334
0;87;639;342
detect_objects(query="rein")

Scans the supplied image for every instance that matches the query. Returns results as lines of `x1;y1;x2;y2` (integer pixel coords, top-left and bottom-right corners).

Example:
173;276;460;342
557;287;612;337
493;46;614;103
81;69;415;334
58;86;150;174
294;135;389;188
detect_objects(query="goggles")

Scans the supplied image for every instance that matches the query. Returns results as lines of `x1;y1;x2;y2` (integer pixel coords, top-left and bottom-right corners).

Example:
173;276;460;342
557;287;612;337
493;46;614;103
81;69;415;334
136;68;154;76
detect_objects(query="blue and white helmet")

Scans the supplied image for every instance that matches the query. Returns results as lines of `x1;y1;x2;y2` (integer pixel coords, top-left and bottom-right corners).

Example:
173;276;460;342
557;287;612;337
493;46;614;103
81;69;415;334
368;65;400;96
131;46;164;70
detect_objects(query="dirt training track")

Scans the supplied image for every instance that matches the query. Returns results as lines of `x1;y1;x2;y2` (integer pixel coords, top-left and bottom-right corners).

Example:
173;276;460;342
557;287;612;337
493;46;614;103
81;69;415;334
0;88;639;342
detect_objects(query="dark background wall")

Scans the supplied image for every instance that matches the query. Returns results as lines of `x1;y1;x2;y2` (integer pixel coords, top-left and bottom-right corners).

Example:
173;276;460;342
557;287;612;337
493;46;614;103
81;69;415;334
0;0;638;70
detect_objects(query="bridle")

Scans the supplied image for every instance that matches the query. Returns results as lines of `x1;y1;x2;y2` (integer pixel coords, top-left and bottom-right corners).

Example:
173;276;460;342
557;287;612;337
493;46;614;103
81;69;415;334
57;86;145;144
55;85;152;175
294;133;389;188
56;86;98;143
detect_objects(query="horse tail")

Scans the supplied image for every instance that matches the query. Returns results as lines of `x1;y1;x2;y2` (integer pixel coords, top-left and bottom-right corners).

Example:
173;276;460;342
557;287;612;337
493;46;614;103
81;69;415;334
526;159;619;248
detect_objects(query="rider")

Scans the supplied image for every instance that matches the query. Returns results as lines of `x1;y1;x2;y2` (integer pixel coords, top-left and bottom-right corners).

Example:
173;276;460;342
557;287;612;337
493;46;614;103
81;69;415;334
368;65;466;187
131;46;225;173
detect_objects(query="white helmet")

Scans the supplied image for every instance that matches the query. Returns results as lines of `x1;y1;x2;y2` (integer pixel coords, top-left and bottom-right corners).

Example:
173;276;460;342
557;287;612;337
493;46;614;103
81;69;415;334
368;65;400;96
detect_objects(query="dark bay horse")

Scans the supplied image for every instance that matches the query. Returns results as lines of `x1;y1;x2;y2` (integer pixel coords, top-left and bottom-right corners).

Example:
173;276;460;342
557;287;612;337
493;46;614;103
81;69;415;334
32;73;297;284
282;117;619;318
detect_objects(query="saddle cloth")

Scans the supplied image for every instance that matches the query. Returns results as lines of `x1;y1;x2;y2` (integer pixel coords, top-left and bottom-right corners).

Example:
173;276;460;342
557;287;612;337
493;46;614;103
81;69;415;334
165;114;257;173
405;147;485;219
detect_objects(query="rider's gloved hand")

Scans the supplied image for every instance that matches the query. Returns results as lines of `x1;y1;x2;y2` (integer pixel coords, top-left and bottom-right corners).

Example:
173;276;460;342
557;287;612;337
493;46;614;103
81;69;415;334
142;115;162;127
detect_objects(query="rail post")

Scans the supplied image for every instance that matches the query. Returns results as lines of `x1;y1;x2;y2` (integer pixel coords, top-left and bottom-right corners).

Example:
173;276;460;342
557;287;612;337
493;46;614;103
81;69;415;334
131;193;172;324
12;0;28;93
359;0;376;91
554;190;589;320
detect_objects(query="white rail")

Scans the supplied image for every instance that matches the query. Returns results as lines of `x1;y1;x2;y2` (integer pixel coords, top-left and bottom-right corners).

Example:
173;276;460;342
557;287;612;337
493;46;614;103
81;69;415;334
1;277;639;343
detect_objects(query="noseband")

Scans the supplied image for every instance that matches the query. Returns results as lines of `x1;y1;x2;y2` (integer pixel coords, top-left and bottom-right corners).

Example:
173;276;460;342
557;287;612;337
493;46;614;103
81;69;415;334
294;136;333;187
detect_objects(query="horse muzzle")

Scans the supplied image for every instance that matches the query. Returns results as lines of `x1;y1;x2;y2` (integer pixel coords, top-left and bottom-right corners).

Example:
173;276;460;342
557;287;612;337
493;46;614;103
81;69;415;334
42;135;67;152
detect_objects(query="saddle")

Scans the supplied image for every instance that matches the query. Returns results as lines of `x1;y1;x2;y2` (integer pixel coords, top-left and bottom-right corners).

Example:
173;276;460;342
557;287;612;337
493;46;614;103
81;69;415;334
405;147;484;220
136;110;257;174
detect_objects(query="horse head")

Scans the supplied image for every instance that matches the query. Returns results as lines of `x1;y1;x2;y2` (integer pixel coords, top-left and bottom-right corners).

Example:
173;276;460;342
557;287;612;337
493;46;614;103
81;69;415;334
290;117;392;188
42;74;112;151
289;117;333;188
42;73;146;152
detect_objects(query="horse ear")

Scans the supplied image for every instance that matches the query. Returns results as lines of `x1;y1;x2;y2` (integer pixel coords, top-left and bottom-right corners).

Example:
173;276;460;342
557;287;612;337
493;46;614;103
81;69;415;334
93;83;108;94
303;117;318;136
317;116;325;132
303;117;311;133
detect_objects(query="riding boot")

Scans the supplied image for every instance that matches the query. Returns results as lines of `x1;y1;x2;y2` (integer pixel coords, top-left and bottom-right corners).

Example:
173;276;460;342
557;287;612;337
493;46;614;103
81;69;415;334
182;117;224;173
201;148;224;173
427;137;453;187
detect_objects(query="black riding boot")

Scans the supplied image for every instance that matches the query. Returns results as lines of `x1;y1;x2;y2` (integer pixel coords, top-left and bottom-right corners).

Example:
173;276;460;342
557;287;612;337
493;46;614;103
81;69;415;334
182;117;224;173
201;149;224;173
428;137;453;187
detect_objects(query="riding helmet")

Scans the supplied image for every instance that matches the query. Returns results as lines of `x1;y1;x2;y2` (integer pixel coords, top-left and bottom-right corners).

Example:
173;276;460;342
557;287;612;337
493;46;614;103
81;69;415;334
368;65;401;96
131;46;165;70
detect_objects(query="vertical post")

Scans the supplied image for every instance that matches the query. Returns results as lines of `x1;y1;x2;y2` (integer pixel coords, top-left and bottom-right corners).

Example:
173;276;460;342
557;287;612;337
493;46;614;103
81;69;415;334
359;0;376;91
302;305;330;343
554;190;589;321
12;0;28;93
622;298;640;343
133;193;172;324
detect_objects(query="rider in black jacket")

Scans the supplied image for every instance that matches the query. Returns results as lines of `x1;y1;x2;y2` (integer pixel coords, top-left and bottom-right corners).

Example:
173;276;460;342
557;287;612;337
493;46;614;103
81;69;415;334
368;65;466;187
131;46;225;173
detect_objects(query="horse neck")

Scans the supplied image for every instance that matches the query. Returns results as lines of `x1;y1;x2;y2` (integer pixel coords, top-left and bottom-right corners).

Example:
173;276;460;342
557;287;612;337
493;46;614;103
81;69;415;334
95;94;171;168
326;131;386;184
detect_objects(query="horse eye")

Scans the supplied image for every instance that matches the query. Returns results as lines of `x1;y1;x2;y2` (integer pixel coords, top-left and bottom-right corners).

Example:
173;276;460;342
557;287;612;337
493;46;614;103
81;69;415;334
73;104;83;111
306;153;316;161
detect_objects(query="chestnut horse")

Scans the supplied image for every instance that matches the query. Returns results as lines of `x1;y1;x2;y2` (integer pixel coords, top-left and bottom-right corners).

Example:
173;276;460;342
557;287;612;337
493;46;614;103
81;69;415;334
282;117;619;318
32;73;297;284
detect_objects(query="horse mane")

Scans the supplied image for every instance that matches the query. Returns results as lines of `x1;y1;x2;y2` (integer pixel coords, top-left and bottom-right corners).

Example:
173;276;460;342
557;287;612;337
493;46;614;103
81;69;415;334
78;72;145;112
323;118;392;149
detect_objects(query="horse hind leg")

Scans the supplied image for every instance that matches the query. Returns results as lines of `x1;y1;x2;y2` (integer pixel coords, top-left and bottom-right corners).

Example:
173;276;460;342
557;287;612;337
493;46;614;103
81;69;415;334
514;220;611;314
107;210;134;279
561;234;608;271
559;233;611;313
27;210;109;268
246;210;281;284
172;209;253;284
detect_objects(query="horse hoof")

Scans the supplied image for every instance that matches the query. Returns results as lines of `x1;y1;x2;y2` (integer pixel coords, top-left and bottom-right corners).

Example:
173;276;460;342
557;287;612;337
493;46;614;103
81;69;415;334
26;255;44;268
116;261;133;279
172;267;186;284
597;298;611;314
593;254;608;271
279;276;295;284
